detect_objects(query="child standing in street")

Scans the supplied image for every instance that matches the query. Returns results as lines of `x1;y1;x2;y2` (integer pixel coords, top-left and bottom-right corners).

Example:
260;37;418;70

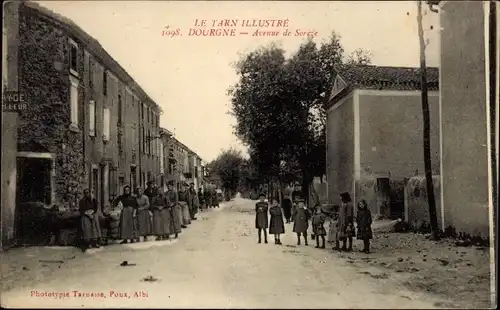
311;207;327;248
269;198;285;245
356;199;373;253
338;192;355;252
327;206;340;250
293;199;311;246
255;193;269;244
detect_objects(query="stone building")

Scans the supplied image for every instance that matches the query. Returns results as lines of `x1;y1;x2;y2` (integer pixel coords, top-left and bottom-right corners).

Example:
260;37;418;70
11;1;163;214
2;1;20;247
325;65;440;218
160;128;204;191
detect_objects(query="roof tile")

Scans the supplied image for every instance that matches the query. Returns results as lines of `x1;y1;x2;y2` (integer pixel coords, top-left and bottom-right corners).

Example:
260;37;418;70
336;65;439;91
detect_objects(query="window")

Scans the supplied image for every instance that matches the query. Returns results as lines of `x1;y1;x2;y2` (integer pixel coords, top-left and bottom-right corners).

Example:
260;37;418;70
142;127;145;153
147;108;150;123
89;100;96;136
69;38;78;76
103;70;107;96
103;107;110;141
148;129;151;154
3;29;7;88
70;76;79;127
118;95;122;124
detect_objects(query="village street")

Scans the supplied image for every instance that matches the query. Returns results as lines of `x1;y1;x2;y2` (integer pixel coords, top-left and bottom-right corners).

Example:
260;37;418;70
1;195;465;309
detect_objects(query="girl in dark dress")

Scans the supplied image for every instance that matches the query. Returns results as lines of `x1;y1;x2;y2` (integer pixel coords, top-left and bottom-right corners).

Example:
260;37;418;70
269;198;285;244
293;199;311;246
255;193;269;244
281;196;293;223
356;199;373;253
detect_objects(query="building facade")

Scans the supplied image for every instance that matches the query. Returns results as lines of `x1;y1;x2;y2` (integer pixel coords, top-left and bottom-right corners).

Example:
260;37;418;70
439;0;498;238
325;65;440;217
160;128;204;191
2;1;20;247
11;1;163;215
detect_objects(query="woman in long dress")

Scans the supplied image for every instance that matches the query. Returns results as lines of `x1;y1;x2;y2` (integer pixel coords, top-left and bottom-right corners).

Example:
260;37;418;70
116;185;138;244
151;187;170;240
78;189;102;252
136;187;151;242
166;182;182;237
178;183;191;226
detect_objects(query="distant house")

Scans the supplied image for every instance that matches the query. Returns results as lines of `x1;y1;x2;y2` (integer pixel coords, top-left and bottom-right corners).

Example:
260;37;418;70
325;65;440;218
439;1;498;237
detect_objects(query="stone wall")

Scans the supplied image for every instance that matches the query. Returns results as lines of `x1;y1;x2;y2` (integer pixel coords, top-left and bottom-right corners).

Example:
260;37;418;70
358;91;440;180
326;94;354;205
18;8;85;210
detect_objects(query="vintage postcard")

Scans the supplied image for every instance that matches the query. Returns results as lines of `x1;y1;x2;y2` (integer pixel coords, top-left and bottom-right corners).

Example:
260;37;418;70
1;0;498;308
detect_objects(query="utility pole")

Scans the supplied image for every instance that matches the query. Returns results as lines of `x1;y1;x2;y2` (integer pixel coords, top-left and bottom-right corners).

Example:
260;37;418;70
417;0;440;240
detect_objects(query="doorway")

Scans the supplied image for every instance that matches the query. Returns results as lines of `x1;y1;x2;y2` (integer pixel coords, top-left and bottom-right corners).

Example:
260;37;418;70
16;157;52;205
130;166;137;189
92;167;99;207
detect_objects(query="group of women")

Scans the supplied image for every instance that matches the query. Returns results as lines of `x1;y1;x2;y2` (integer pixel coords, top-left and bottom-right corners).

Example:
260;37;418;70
78;181;202;252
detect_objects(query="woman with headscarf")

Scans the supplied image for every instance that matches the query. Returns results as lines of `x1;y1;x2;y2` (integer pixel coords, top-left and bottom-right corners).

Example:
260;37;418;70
135;187;151;242
115;185;138;244
338;192;355;251
151;187;170;240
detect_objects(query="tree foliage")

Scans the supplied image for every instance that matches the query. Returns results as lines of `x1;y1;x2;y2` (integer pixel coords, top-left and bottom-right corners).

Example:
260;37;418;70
207;148;244;193
229;33;372;198
346;48;373;65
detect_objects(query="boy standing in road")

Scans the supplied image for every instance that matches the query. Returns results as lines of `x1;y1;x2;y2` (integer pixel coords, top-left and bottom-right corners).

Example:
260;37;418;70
255;193;269;244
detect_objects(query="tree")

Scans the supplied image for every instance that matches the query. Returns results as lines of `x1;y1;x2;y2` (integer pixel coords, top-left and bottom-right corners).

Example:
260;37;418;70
238;158;260;196
417;0;439;240
346;48;373;65
207;148;245;194
229;33;371;205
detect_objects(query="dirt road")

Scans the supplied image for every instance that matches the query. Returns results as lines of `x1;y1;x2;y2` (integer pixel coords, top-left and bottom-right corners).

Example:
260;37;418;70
1;197;460;308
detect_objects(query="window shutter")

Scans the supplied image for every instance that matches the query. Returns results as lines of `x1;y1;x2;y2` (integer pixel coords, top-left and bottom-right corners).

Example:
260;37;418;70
103;107;110;141
89;100;95;136
70;78;79;126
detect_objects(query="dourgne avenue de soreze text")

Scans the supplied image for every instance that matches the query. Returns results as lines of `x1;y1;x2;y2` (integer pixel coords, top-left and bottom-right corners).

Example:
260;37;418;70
162;18;318;38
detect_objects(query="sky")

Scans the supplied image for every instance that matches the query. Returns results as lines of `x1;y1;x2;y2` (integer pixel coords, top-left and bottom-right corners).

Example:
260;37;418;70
37;0;440;163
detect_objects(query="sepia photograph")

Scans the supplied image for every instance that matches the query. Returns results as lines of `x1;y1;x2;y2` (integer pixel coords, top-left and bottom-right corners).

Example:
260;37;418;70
1;0;498;308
